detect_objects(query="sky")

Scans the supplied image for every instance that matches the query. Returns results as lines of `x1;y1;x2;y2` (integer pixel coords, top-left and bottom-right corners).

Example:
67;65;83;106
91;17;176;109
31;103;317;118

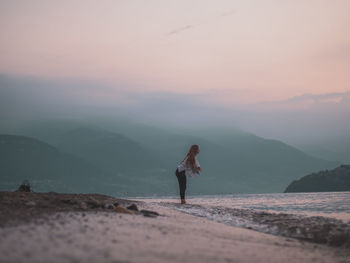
1;0;350;105
0;0;350;147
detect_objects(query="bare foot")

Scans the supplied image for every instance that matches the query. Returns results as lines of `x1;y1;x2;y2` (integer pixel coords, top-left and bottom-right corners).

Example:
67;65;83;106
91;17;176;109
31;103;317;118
181;199;186;204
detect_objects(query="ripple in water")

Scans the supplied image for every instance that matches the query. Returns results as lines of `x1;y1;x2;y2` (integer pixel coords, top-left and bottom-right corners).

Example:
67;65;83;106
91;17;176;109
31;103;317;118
138;192;350;221
187;192;350;221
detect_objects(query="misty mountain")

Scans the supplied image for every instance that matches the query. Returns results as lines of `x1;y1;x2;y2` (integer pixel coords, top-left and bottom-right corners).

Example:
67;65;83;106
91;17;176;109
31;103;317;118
9;119;340;195
0;134;130;193
296;139;350;164
56;127;159;174
165;128;339;193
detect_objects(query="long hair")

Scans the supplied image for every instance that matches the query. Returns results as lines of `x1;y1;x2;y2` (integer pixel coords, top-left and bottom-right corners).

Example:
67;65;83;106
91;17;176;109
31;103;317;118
182;144;200;172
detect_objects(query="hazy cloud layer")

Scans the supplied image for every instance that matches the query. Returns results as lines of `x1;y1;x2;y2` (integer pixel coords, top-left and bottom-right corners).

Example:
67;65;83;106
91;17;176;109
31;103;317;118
1;74;349;148
167;25;194;36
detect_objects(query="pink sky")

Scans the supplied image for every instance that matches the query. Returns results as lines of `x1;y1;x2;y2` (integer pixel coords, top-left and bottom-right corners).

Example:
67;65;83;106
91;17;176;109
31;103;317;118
0;0;349;105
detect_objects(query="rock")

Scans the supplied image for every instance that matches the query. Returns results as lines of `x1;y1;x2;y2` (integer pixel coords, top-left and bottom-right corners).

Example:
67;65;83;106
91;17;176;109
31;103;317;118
86;198;101;208
79;202;88;210
25;201;36;206
140;210;159;218
104;203;115;209
62;199;78;205
114;206;134;214
127;204;138;211
113;202;119;207
16;180;32;192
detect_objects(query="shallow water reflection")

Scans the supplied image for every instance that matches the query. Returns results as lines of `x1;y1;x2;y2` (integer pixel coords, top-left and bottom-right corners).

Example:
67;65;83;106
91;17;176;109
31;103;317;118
139;192;350;222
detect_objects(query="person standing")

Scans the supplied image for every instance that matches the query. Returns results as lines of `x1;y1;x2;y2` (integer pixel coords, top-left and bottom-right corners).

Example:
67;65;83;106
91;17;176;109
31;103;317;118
175;144;202;204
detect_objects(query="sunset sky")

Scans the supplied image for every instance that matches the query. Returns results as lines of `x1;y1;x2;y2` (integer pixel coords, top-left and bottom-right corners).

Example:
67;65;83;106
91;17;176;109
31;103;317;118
1;0;349;106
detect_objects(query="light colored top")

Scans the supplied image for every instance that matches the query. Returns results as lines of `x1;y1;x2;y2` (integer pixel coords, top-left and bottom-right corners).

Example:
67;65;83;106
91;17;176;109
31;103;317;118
177;157;200;178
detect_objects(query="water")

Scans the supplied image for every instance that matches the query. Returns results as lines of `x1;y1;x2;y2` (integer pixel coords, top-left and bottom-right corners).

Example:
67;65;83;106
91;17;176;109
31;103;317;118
138;191;350;222
138;192;350;246
190;192;350;221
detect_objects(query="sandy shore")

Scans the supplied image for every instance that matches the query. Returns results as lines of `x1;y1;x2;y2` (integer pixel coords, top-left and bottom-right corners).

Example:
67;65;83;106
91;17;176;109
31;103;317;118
1;193;349;263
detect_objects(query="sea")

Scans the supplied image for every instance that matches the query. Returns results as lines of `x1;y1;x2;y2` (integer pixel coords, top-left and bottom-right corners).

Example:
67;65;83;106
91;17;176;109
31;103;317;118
138;192;350;221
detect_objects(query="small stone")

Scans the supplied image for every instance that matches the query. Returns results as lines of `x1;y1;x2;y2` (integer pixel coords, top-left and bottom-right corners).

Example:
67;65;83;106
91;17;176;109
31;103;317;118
114;206;134;214
104;203;115;209
127;204;138;211
25;201;36;206
87;199;101;208
140;210;159;218
62;199;77;205
79;202;88;210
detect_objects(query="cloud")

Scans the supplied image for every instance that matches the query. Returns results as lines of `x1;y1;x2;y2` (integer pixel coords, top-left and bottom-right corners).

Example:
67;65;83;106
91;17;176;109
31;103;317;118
1;73;350;146
285;92;350;103
0;74;226;129
167;25;193;36
247;91;350;112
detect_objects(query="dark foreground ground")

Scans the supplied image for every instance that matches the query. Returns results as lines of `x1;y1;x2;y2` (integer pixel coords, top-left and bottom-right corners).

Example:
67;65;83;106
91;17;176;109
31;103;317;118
0;191;139;227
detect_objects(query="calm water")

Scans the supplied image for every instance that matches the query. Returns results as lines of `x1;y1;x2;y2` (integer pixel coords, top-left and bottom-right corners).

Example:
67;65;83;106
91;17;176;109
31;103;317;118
138;192;350;222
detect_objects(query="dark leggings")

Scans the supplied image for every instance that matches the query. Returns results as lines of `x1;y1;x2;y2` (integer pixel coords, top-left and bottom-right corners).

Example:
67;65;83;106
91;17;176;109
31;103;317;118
175;169;187;199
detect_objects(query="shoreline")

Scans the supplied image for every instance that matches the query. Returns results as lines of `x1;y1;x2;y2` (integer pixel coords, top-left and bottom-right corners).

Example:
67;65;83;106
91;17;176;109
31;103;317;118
151;201;350;247
135;192;350;222
1;192;350;263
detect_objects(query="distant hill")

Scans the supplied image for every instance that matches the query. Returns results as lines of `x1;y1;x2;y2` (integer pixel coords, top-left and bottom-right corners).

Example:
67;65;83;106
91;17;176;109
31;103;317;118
56;127;159;173
297;140;350;164
284;165;350;193
0;134;127;193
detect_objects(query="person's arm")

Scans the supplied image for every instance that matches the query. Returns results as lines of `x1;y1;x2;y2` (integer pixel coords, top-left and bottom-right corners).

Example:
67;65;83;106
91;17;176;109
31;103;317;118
196;159;202;172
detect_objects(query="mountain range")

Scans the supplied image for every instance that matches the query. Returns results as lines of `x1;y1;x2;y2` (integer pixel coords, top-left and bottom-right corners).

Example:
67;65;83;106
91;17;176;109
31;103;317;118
0;119;340;196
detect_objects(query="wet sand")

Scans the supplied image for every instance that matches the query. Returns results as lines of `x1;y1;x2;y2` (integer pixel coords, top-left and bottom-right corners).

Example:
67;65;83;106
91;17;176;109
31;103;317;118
0;192;349;263
153;201;350;247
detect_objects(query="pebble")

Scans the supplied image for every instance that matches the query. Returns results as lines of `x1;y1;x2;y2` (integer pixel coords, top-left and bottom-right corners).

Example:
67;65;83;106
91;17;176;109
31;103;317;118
79;202;88;210
140;210;159;218
86;199;101;208
104;203;115;209
127;204;138;211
